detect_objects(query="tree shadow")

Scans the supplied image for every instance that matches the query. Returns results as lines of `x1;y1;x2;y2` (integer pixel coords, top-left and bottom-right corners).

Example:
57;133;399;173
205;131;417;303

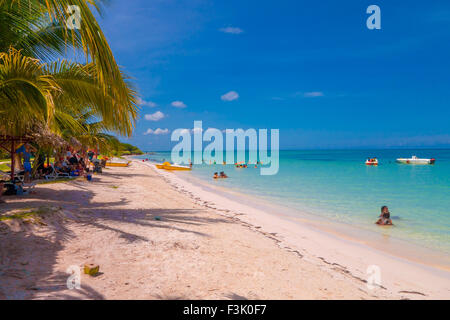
0;171;232;300
0;205;104;300
224;293;249;300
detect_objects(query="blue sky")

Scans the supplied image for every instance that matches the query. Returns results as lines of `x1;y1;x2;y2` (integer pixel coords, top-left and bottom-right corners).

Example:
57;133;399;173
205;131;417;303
97;0;450;150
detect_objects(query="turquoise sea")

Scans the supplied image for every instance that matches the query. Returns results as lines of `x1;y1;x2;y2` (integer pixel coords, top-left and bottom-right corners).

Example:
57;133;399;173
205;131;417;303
138;149;450;255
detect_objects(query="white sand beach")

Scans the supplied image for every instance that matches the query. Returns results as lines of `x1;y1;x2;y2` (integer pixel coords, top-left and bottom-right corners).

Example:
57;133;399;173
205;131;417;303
0;160;448;300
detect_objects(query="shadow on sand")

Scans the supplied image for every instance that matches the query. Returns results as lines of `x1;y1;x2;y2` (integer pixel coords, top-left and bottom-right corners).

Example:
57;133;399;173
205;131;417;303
0;171;231;300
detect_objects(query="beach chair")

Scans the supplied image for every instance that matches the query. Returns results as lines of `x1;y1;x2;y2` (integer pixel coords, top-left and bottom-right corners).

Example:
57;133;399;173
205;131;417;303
91;159;102;173
44;164;71;180
1;180;36;196
0;166;24;182
22;182;37;194
0;170;9;181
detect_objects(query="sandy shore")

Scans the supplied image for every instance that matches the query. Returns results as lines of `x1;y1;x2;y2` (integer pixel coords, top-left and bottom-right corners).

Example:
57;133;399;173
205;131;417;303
0;160;448;299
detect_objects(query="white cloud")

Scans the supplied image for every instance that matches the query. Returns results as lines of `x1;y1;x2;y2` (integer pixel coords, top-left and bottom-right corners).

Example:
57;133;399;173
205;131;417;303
171;101;187;108
144;128;170;135
144;111;165;121
219;27;244;34
303;91;324;98
138;98;157;108
178;128;203;134
221;91;239;102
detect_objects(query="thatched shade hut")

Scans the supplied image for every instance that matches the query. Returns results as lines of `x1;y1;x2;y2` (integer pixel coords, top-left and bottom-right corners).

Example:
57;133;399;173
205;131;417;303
0;135;31;181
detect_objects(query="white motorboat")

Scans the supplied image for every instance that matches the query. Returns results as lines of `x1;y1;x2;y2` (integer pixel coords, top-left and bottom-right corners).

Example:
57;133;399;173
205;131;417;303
396;156;436;165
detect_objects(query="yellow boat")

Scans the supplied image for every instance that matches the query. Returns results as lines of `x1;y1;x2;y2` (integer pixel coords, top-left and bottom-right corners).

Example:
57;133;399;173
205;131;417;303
105;161;131;167
156;162;191;171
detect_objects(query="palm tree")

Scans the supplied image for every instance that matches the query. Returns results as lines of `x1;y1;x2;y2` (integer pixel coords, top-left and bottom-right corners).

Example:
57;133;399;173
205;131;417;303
0;1;140;180
59;109;122;155
0;0;139;137
1;48;138;139
0;0;82;61
47;60;138;137
0;47;60;137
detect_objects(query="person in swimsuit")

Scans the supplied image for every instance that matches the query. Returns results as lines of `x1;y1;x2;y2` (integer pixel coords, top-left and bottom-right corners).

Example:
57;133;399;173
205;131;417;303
219;172;228;179
16;143;37;183
376;206;393;225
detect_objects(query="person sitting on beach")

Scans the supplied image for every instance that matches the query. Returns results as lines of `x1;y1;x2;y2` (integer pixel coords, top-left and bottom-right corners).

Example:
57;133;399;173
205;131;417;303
219;172;228;179
35;150;49;178
66;147;73;159
69;153;79;166
87;150;95;161
75;163;85;176
54;162;67;174
59;161;72;174
60;160;71;173
376;206;393;226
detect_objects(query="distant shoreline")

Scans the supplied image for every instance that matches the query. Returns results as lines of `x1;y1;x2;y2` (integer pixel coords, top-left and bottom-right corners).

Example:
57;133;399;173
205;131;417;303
142;147;450;153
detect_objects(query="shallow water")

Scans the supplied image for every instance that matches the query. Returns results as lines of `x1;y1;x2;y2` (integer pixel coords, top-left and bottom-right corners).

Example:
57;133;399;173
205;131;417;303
138;149;450;254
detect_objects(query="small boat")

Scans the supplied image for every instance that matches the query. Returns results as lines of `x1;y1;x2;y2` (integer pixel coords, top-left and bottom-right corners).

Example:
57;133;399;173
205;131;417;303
396;156;436;165
156;162;191;171
365;158;379;166
105;161;131;167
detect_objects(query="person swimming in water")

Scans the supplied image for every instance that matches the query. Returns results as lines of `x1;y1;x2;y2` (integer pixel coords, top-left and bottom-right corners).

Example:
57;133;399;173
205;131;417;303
219;172;228;178
213;172;219;179
376;206;393;225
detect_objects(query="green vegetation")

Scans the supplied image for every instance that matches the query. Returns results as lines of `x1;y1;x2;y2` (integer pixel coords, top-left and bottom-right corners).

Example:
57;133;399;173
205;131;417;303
37;178;76;185
0;210;40;221
117;142;143;156
0;0;140;169
0;207;47;221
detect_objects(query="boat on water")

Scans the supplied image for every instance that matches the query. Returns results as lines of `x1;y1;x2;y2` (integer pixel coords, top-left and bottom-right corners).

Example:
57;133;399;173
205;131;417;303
105;161;131;167
365;158;379;166
156;162;191;171
101;157;131;167
396;156;436;165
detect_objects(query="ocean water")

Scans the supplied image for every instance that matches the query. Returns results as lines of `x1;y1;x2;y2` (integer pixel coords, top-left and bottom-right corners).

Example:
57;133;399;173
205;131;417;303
139;149;450;254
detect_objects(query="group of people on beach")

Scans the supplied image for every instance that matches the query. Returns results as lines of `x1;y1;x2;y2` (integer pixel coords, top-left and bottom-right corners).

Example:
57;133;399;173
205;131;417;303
52;148;90;178
0;145;102;203
25;146;94;179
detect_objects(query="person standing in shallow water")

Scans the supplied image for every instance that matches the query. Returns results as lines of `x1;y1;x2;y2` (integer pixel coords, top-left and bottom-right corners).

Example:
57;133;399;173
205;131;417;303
376;206;393;225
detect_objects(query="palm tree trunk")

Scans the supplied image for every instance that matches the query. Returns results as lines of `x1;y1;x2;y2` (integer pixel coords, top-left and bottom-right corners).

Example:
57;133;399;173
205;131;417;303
10;139;15;181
